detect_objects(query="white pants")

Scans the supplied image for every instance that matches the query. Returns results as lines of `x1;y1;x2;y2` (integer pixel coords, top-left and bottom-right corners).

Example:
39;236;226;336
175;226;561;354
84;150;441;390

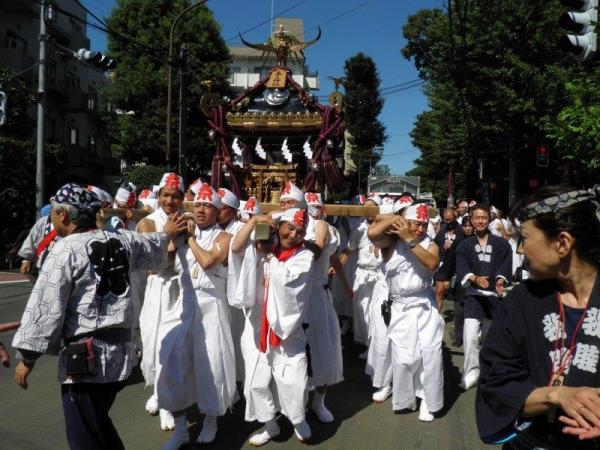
463;318;481;382
352;267;379;345
388;297;444;412
244;348;308;425
139;274;181;388
366;278;392;388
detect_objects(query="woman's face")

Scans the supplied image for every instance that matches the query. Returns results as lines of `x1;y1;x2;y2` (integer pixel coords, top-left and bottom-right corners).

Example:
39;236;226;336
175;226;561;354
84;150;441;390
517;220;560;279
278;221;305;248
462;221;474;236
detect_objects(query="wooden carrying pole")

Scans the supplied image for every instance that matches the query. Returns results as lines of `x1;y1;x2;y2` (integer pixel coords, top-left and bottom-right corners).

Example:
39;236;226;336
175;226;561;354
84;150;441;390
104;203;381;221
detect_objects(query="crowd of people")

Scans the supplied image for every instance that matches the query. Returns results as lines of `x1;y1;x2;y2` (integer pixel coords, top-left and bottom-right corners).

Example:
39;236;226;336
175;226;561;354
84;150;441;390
6;174;600;450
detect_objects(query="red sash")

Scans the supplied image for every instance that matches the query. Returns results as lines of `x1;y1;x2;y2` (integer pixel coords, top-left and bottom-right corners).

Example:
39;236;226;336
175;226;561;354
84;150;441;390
34;229;58;259
258;243;303;353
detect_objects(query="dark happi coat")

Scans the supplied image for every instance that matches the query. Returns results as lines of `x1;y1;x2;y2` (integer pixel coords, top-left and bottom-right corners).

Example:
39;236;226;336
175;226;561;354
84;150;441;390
477;276;600;449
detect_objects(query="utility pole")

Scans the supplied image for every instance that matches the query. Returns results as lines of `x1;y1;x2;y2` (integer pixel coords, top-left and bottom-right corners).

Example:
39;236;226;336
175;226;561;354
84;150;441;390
166;0;208;166
36;0;47;217
178;44;187;181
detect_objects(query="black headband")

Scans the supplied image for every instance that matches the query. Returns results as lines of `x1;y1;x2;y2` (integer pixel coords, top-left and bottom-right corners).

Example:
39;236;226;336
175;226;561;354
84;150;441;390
517;186;600;223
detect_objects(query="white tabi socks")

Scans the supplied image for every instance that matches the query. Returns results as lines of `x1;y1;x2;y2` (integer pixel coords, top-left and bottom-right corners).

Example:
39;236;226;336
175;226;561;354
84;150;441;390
145;394;159;415
418;397;434;422
248;418;280;446
160;415;188;450
311;391;334;423
372;384;392;403
160;409;176;431
196;415;218;445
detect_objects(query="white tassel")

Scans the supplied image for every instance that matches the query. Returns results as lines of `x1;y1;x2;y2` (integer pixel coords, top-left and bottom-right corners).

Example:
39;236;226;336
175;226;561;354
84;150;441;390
255;137;267;160
232;137;243;156
303;137;313;159
282;137;292;162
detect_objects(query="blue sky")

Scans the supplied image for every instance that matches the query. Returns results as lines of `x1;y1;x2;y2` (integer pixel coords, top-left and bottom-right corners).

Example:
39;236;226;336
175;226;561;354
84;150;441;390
83;0;445;175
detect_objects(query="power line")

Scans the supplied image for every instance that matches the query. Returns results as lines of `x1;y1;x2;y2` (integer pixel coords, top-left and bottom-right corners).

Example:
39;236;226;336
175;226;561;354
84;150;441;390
227;0;309;42
304;1;370;36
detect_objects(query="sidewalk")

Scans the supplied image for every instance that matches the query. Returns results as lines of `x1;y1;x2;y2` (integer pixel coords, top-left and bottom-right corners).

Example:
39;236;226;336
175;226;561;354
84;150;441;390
0;271;29;283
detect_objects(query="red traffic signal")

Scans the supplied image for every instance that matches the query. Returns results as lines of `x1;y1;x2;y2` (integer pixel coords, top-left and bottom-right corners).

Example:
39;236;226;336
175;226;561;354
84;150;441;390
536;145;550;168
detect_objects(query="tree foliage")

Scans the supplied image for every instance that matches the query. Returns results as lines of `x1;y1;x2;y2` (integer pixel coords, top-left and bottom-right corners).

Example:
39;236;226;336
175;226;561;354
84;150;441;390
402;1;588;207
123;163;167;189
343;53;387;188
372;164;391;176
103;0;231;179
0;67;66;241
547;67;600;184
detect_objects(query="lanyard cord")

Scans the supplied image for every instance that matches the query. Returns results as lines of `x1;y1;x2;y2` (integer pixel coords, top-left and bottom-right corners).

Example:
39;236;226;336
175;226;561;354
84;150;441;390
548;292;589;385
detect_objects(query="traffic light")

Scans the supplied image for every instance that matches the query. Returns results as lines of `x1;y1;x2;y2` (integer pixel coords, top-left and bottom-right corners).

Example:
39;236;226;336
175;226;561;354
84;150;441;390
559;0;598;61
536;145;550;168
76;48;117;70
0;91;6;127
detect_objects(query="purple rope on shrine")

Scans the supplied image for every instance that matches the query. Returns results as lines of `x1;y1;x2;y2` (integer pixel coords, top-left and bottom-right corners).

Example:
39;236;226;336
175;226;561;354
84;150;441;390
305;106;346;191
208;106;241;197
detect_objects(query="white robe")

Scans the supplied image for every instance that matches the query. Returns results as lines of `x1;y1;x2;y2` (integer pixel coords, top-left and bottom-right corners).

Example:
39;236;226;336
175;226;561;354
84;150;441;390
224;219;247;382
348;220;383;345
157;225;236;415
385;237;444;412
365;276;392;388
304;221;344;387
139;208;182;388
229;238;314;425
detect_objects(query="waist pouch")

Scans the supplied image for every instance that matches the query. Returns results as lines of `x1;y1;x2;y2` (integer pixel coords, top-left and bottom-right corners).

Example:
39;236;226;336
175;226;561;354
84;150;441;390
61;337;95;377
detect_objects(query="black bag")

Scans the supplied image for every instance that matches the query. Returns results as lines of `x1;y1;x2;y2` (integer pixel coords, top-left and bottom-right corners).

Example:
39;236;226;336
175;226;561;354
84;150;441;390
61;337;95;376
381;298;392;327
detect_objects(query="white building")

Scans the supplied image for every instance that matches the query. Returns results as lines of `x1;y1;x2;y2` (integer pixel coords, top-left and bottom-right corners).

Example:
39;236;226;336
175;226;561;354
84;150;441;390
228;18;319;92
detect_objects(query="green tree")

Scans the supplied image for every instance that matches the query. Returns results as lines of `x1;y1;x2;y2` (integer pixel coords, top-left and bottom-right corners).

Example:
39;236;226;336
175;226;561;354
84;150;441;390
372;164;391;176
548;67;600;184
123;163;167;189
103;0;231;179
402;1;584;206
0;67;66;239
343;53;387;189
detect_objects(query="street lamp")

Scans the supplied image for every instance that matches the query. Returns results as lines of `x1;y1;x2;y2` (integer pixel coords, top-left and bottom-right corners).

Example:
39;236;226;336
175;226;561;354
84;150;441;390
165;0;209;167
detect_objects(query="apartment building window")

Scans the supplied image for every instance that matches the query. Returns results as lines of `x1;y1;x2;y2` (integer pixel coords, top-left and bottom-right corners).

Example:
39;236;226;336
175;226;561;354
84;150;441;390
68;127;78;146
88;135;97;156
87;93;97;111
5;30;27;51
65;72;81;89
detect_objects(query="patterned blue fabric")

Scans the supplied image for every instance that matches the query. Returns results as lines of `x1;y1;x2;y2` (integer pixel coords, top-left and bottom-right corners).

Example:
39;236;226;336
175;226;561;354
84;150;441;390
52;183;102;216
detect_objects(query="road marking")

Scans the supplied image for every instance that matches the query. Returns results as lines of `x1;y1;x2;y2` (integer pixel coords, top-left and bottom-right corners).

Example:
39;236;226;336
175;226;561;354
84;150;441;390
0;280;30;285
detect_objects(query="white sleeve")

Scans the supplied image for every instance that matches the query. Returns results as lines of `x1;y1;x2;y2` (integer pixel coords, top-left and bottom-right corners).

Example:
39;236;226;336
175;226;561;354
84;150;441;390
266;249;314;340
13;239;74;355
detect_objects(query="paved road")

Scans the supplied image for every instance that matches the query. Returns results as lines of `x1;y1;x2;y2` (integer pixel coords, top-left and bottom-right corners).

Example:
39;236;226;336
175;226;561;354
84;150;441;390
0;280;492;450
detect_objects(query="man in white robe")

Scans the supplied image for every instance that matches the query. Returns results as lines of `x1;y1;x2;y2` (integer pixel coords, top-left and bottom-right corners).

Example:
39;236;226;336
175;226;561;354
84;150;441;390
366;195;414;403
137;172;185;430
368;203;444;422
347;194;383;349
303;192;348;423
158;183;235;450
218;188;246;383
230;208;314;446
